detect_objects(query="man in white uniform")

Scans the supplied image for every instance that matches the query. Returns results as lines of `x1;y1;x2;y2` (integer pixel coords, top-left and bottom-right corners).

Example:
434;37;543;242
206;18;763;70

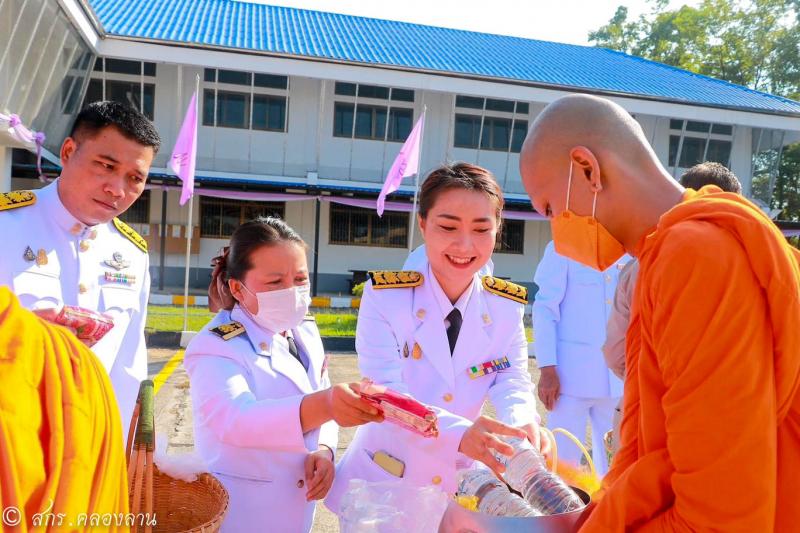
0;101;160;440
533;240;630;475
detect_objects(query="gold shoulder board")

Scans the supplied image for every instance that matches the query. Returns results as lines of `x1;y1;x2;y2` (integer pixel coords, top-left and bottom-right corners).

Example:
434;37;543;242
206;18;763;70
0;190;36;211
112;217;148;253
368;270;424;289
210;321;246;340
482;276;528;304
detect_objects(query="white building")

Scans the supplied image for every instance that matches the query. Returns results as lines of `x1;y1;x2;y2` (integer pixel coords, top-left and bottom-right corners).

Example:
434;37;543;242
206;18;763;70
3;0;800;295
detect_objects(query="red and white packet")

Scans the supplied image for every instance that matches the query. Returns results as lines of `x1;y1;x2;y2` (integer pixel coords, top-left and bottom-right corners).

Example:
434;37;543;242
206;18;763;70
359;378;439;438
52;305;114;346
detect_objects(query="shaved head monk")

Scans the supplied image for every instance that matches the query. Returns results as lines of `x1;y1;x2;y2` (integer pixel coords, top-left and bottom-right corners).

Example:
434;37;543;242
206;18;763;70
521;94;800;532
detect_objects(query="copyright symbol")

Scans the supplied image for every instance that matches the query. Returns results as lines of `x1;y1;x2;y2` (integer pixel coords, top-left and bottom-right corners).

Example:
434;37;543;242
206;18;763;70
3;506;21;526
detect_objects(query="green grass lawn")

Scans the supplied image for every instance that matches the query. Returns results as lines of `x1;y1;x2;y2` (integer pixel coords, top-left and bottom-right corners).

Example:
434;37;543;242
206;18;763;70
147;305;356;336
146;305;215;333
315;313;357;336
147;305;530;341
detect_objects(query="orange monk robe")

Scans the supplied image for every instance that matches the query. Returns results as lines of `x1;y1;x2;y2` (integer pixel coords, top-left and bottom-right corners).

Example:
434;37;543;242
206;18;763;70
0;288;129;532
581;186;800;532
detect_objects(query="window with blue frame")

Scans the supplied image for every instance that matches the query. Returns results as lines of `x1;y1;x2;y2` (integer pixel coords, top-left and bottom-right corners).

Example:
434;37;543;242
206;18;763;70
333;82;415;142
453;96;529;153
82;58;157;120
202;68;288;132
668;119;733;168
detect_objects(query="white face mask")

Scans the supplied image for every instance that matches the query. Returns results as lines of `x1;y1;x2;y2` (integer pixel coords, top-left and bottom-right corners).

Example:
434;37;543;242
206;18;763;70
240;283;311;333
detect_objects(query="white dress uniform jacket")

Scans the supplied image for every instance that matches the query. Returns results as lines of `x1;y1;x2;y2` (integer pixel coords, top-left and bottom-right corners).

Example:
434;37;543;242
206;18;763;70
184;305;338;533
532;241;630;399
0;182;149;437
326;255;537;514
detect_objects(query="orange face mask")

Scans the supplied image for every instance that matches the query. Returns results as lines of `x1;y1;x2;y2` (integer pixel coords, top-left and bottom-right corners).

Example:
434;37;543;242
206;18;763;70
550;162;626;271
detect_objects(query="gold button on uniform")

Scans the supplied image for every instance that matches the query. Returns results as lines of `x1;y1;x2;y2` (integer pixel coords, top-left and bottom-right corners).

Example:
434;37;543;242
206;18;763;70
432;475;442;485
482;313;491;324
605;299;612;305
411;343;422;360
259;342;268;351
416;309;426;319
79;241;90;252
443;393;453;403
88;229;98;240
78;283;88;294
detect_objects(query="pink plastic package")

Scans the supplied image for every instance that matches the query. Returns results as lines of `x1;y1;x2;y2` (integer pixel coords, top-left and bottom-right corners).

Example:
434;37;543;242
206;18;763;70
53;305;114;346
359;379;439;438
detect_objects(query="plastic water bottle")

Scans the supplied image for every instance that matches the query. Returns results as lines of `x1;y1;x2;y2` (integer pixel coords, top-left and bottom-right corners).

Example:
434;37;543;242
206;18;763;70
497;437;585;515
457;469;541;517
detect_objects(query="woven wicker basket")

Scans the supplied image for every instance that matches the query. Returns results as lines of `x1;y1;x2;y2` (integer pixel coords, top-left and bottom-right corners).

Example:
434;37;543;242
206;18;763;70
127;380;229;533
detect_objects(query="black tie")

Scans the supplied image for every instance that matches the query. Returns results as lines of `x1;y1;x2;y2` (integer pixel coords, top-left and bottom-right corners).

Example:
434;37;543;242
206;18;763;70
286;336;308;371
446;309;463;355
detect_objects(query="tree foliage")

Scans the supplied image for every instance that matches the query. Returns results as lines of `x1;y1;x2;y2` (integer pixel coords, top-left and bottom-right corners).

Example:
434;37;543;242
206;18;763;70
590;0;800;219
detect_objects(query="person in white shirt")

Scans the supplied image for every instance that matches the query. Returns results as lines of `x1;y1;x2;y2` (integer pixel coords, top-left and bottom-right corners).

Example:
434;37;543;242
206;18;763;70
184;217;382;533
326;163;544;515
0;101;159;441
533;241;630;475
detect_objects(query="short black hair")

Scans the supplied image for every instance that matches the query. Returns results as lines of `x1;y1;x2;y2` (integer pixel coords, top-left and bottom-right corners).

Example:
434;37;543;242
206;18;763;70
70;100;161;153
680;162;742;194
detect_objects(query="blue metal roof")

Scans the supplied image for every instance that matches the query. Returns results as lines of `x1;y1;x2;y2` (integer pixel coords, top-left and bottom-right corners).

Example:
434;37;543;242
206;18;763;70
86;0;800;116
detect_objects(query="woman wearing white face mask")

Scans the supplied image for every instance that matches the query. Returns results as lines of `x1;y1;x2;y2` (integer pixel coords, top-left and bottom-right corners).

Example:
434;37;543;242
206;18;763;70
184;217;383;533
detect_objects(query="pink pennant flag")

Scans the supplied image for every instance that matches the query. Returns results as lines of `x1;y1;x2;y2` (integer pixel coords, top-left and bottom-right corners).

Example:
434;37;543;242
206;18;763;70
377;111;426;217
168;91;198;206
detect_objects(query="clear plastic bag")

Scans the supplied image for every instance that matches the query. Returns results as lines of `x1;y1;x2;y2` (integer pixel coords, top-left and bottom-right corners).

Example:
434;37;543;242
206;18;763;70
339;479;449;533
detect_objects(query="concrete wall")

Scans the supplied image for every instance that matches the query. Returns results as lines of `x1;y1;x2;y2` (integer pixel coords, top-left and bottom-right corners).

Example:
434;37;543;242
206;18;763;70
8;55;769;293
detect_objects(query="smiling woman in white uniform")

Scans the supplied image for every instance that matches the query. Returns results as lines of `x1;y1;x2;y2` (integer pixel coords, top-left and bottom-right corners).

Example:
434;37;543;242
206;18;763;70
326;163;544;514
184;217;383;533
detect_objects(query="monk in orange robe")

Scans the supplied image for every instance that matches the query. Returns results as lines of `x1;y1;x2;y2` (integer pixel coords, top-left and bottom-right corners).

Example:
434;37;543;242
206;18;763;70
519;94;800;531
0;288;129;532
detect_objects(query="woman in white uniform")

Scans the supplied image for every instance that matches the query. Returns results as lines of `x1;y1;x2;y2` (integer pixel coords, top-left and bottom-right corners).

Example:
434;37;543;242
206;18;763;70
326;163;545;514
184;217;383;533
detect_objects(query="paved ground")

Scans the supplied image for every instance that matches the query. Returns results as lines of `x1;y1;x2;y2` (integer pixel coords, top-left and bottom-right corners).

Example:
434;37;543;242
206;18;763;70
148;349;546;532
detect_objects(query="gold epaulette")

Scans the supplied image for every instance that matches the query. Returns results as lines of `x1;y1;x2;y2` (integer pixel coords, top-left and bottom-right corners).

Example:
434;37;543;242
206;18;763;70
210;321;246;340
368;270;424;289
112;217;148;253
482;276;528;304
0;190;36;211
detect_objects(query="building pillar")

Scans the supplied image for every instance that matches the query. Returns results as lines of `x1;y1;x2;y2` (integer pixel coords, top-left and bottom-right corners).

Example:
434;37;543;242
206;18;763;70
0;147;12;192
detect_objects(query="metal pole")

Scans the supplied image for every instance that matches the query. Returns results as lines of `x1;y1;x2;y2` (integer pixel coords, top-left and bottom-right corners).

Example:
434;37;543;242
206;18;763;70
750;128;765;197
181;73;199;331
671;120;687;177
475;100;486;165
312;196;321;297
347;85;359;178
408;105;427;252
181;197;194;331
503;103;518;188
158;187;167;290
769;130;786;202
0;0;31;108
701;123;713;162
380;96;392;177
445;93;456;163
